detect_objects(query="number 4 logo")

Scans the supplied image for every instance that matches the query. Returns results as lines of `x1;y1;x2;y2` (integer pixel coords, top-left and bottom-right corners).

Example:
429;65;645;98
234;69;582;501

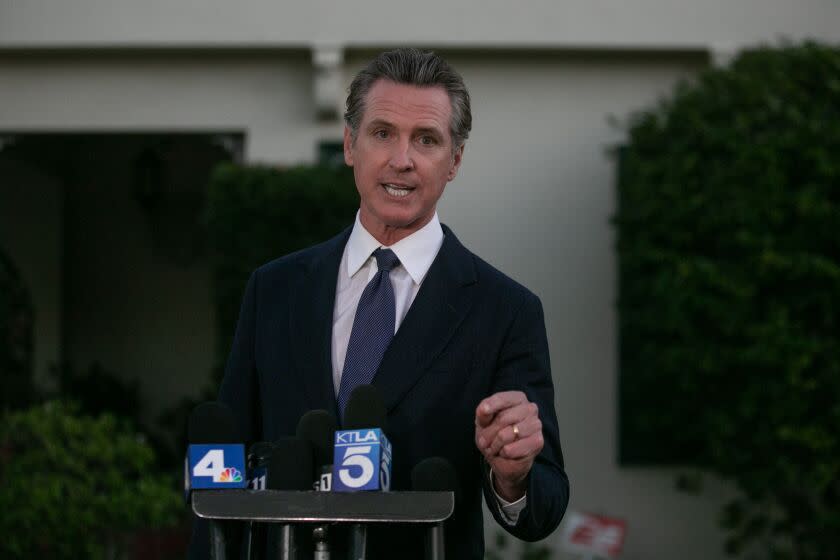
193;449;226;482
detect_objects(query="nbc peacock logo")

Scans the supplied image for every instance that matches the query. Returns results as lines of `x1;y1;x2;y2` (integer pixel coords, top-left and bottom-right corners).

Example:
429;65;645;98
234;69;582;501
218;467;243;483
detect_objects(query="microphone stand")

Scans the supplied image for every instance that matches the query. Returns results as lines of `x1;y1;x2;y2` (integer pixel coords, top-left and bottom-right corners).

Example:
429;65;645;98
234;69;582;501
425;521;444;560
194;490;453;560
348;523;367;560
209;519;227;560
313;525;330;560
268;523;297;560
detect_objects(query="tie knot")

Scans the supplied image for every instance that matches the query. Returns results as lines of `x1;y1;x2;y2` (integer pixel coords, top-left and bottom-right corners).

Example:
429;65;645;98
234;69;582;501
373;248;400;272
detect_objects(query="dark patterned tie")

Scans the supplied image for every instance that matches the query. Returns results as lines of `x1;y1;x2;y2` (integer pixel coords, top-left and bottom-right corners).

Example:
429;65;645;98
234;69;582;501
337;248;401;419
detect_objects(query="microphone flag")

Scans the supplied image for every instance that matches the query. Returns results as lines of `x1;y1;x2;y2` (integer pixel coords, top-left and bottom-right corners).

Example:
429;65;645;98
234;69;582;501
331;428;392;492
188;444;247;489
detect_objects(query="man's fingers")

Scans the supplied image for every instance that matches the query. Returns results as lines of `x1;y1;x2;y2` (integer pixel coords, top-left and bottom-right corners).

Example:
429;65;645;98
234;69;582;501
495;401;538;429
475;391;527;426
484;414;542;456
499;430;544;460
476;395;544;492
475;401;533;448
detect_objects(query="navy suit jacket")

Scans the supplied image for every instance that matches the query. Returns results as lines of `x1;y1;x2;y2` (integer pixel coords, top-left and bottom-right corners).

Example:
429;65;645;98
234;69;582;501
192;224;569;559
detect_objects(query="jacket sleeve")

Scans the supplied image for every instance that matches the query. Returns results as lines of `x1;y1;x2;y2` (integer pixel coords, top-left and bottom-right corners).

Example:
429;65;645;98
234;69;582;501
481;291;570;541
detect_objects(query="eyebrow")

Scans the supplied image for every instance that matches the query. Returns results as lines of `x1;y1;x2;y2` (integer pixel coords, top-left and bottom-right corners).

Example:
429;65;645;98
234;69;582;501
366;119;444;138
414;126;444;138
366;119;395;131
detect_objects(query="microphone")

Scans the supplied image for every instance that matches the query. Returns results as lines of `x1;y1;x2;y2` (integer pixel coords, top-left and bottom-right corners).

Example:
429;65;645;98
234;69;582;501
265;436;315;490
296;409;338;491
186;402;247;492
265;436;315;560
244;441;276;560
343;384;389;432
411;457;459;495
334;385;392;560
186;402;247;560
247;441;277;490
411;457;459;560
296;410;338;560
334;384;392;492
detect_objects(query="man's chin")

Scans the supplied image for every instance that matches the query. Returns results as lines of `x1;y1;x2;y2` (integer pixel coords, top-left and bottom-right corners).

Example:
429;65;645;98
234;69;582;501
360;209;435;243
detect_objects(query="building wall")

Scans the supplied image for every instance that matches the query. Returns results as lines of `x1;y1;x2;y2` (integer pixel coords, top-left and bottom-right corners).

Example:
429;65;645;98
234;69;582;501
1;48;736;558
1;0;838;49
0;51;318;162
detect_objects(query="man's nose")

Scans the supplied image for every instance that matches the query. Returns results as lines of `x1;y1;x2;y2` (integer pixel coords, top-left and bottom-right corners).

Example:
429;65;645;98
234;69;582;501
388;140;415;171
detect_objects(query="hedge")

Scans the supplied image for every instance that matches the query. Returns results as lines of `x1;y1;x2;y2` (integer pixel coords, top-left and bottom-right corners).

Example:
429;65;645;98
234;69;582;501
205;163;359;380
0;402;182;559
616;42;840;557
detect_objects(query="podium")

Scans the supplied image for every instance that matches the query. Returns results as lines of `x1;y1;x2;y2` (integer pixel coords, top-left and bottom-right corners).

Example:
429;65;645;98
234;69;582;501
192;490;454;560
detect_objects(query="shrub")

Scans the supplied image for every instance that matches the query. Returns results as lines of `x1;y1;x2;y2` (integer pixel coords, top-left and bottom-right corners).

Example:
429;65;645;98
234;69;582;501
616;42;840;558
0;402;182;559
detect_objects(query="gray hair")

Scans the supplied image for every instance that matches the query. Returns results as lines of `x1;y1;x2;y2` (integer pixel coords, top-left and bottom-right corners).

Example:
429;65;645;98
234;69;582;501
344;48;472;150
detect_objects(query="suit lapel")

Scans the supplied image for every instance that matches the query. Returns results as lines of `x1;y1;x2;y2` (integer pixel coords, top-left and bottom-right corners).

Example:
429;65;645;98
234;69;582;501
374;226;477;412
289;227;351;418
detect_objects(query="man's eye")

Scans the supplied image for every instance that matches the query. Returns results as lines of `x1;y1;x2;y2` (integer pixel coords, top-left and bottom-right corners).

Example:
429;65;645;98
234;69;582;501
374;130;389;139
418;135;437;146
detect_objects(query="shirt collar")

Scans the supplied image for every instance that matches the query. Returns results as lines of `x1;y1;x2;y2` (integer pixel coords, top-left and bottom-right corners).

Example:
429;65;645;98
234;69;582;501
346;211;444;285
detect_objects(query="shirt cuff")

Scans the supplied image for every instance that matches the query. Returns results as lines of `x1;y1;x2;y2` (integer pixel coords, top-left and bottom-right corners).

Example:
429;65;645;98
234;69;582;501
489;469;527;525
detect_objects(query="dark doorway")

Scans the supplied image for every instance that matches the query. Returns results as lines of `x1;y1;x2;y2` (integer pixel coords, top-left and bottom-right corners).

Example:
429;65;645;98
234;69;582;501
0;131;243;438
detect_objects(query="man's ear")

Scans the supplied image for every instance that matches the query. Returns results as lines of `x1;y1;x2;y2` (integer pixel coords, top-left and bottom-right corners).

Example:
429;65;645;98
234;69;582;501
447;144;464;181
343;126;354;167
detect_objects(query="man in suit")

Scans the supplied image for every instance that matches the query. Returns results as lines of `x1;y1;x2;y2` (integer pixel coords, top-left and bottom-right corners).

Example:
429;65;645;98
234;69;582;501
193;48;569;559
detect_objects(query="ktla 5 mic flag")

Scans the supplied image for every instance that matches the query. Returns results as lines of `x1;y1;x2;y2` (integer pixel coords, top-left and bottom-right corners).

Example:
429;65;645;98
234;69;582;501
331;429;392;492
559;511;627;559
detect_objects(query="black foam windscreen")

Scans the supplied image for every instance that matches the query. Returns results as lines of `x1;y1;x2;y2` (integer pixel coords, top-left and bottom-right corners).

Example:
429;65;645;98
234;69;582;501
248;441;277;468
296;409;337;467
411;457;459;494
187;401;239;443
265;436;315;491
343;384;388;432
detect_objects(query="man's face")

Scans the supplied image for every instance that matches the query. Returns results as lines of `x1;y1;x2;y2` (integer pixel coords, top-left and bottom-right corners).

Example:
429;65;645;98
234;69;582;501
344;79;463;245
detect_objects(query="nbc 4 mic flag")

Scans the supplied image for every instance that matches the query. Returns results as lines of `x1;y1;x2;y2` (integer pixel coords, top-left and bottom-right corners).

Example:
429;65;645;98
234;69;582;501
188;444;247;489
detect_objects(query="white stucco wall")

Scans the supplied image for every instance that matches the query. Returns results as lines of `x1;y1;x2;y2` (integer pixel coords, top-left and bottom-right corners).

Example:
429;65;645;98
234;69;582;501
1;0;838;50
0;52;319;162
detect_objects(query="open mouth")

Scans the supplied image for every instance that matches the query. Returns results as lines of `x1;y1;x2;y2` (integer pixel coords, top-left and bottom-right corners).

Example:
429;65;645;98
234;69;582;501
382;183;414;198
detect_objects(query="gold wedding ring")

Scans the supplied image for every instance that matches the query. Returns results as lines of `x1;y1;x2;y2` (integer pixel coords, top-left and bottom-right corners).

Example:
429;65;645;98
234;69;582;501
512;424;520;439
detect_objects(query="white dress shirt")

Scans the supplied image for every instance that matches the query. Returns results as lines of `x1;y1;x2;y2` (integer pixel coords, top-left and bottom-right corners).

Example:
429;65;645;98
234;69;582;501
331;211;526;523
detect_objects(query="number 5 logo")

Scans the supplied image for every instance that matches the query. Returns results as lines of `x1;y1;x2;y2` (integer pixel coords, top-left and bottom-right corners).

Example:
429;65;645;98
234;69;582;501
193;449;225;482
338;445;374;488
